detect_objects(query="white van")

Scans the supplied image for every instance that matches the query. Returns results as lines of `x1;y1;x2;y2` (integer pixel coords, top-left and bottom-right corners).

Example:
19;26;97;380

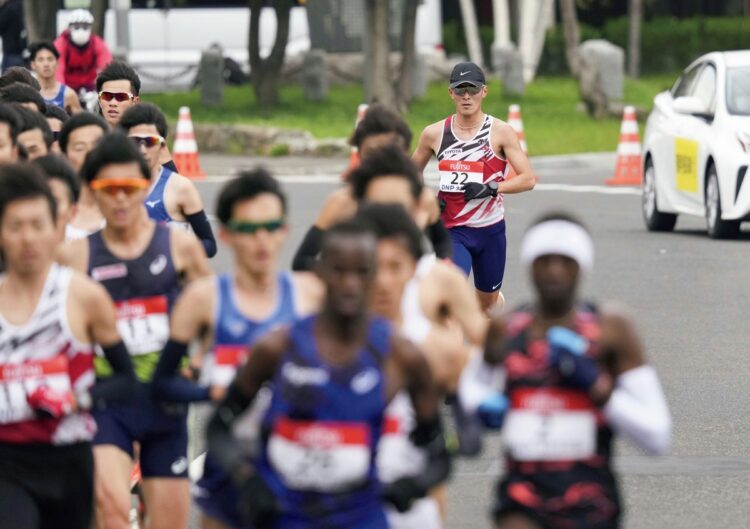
55;1;443;93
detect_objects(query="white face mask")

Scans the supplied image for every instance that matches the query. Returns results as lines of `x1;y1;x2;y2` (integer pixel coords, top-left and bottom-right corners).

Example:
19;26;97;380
70;28;92;46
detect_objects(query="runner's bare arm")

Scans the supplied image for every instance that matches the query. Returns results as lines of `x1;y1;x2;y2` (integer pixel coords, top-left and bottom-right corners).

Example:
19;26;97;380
315;187;358;229
433;263;489;346
77;275;136;408
56;238;89;273
176;175;205;217
494;121;535;194
171;227;212;281
291;272;325;316
64;87;82;114
152;277;216;403
412;123;441;173
207;328;288;480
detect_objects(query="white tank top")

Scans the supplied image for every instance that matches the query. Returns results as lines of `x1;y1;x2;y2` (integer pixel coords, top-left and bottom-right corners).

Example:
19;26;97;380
0;264;96;445
378;254;437;483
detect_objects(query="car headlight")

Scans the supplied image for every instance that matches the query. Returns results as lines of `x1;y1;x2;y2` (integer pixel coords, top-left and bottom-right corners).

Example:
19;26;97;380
738;131;750;153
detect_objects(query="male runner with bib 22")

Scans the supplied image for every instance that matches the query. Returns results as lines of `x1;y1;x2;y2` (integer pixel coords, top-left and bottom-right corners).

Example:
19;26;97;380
413;62;535;312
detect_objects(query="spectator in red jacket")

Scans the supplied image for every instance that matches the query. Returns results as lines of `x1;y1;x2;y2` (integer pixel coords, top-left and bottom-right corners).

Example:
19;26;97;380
54;9;112;93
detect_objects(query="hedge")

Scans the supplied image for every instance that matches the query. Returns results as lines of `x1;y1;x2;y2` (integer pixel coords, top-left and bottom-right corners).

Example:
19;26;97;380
446;17;750;76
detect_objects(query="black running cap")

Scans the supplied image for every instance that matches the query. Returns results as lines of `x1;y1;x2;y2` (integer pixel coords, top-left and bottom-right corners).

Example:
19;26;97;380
449;62;486;88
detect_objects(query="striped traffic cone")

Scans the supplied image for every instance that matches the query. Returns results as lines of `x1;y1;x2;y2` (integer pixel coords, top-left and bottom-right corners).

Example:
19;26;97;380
606;105;642;186
506;104;528;180
173;106;206;180
342;103;369;181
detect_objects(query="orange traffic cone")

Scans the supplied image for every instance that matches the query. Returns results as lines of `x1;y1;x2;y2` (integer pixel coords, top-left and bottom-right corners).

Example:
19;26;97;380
172;106;205;180
506;104;528;180
607;105;642;186
343;103;369;181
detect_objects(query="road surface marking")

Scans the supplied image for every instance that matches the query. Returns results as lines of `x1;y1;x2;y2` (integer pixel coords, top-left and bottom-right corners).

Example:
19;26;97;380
200;175;641;195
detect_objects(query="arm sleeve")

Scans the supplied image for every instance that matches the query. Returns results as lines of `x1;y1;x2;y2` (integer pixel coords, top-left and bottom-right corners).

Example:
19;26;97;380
291;225;324;272
426;219;453;260
604;365;672;455
89;341;135;408
458;349;507;414
162;160;179;173
185;210;217;258
207;381;254;475
152;339;211;403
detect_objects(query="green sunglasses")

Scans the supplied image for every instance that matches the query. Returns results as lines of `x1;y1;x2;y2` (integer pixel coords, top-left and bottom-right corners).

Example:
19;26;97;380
226;219;285;234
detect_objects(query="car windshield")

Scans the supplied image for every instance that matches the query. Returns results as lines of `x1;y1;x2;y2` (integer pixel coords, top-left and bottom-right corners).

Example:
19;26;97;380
726;67;750;115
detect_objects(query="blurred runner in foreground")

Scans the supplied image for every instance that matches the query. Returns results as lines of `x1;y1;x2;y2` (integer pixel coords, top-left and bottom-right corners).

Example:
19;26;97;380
461;212;671;529
208;219;451;529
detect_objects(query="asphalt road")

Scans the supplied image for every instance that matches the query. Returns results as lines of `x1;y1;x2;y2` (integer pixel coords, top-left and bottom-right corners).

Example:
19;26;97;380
186;152;750;529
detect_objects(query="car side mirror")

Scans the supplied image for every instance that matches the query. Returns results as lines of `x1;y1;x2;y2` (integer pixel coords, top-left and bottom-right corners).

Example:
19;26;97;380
672;96;709;116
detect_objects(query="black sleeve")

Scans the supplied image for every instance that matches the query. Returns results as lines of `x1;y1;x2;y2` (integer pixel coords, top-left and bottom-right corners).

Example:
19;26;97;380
207;382;253;477
426;219;453;260
162;160;179;173
449;394;483;456
185;210;217;258
410;414;453;491
90;341;135;408
291;225;324;272
152;339;211;403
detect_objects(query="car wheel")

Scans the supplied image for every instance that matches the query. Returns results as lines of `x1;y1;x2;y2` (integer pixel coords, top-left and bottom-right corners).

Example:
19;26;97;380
642;158;677;232
705;165;740;239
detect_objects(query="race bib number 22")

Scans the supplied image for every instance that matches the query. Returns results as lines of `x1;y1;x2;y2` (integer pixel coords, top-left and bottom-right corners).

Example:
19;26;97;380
438;160;484;193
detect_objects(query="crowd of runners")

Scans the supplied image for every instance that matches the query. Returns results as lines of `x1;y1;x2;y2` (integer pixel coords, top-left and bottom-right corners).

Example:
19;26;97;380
0;12;672;529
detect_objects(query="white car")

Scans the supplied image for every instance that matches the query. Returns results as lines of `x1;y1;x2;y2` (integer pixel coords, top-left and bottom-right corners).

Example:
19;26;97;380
642;50;750;238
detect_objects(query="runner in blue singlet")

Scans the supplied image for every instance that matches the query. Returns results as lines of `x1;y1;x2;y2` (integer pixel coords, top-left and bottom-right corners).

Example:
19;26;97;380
29;41;82;114
152;169;323;529
118;102;217;257
206;219;452;529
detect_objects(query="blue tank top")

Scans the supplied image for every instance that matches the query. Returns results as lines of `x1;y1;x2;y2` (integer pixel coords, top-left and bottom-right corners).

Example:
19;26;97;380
209;272;298;388
257;315;391;529
196;272;300;495
145;167;173;223
43;84;66;110
87;223;180;381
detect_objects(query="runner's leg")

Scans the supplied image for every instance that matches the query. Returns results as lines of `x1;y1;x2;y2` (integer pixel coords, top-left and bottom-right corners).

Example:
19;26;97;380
448;227;472;276
94;445;133;529
139;418;191;529
201;515;233;529
471;221;506;313
141;479;190;529
0;479;40;529
496;512;542;529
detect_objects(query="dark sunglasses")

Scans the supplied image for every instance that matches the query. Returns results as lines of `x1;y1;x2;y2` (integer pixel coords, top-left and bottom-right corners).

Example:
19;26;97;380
129;135;163;148
99;91;134;102
452;85;482;96
52;131;60;141
226;219;285;234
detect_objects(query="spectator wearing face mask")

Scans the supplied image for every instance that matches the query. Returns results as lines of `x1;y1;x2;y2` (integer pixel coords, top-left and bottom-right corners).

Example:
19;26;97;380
53;9;112;94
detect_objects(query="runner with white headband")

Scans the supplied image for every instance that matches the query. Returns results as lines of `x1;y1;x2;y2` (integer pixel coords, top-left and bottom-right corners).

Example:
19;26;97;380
460;211;672;529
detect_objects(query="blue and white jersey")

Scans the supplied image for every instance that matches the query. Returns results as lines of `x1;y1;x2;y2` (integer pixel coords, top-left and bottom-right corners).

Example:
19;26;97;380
208;272;298;387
